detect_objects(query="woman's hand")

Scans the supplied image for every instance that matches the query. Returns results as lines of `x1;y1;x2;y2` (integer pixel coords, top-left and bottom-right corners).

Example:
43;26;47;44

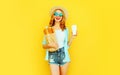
71;30;78;39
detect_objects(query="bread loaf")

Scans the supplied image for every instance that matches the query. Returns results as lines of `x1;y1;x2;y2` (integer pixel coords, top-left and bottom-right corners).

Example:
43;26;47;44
43;27;58;52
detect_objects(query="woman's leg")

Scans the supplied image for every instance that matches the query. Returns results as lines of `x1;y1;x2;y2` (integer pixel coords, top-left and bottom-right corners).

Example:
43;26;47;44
50;64;60;75
60;62;69;75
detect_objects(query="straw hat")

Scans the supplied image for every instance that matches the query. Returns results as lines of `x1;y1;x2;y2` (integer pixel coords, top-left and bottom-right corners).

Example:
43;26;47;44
49;6;68;19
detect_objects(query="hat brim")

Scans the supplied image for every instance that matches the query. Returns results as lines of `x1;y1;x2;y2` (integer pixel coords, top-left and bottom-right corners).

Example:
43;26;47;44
49;6;68;19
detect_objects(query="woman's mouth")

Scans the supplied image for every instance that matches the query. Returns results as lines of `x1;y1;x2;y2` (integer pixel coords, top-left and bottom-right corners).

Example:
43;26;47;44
55;17;60;20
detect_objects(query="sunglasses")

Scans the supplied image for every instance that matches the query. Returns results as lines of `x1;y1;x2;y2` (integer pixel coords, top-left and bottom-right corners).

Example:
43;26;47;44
54;12;63;17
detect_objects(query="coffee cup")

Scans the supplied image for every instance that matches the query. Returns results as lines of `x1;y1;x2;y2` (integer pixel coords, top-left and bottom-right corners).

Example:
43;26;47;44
71;24;77;35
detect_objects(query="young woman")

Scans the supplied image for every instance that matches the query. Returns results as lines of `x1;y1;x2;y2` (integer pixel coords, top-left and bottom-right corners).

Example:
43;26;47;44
42;6;77;75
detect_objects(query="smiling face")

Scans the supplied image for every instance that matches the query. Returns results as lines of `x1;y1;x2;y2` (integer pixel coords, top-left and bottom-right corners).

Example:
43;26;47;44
49;9;66;31
54;10;63;22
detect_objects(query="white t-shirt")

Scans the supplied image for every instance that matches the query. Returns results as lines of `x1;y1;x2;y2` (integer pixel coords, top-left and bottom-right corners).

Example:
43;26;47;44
55;29;65;48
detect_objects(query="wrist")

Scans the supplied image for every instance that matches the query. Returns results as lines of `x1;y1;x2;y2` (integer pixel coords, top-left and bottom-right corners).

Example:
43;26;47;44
71;35;75;39
47;44;53;48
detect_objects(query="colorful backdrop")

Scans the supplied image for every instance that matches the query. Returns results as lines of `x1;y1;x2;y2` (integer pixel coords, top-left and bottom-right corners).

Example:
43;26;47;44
0;0;120;75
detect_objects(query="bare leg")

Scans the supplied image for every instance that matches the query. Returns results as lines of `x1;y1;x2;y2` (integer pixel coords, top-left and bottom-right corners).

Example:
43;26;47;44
50;64;60;75
60;62;69;75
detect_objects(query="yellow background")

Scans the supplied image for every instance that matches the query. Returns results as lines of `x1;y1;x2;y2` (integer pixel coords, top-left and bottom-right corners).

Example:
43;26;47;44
0;0;120;75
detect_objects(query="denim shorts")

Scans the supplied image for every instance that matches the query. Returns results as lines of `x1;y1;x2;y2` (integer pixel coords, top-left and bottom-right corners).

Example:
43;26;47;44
48;47;67;66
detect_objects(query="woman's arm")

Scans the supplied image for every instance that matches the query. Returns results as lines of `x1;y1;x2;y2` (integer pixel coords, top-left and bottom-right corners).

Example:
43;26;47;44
42;35;59;49
42;42;58;49
67;31;77;47
42;44;52;49
68;35;75;46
